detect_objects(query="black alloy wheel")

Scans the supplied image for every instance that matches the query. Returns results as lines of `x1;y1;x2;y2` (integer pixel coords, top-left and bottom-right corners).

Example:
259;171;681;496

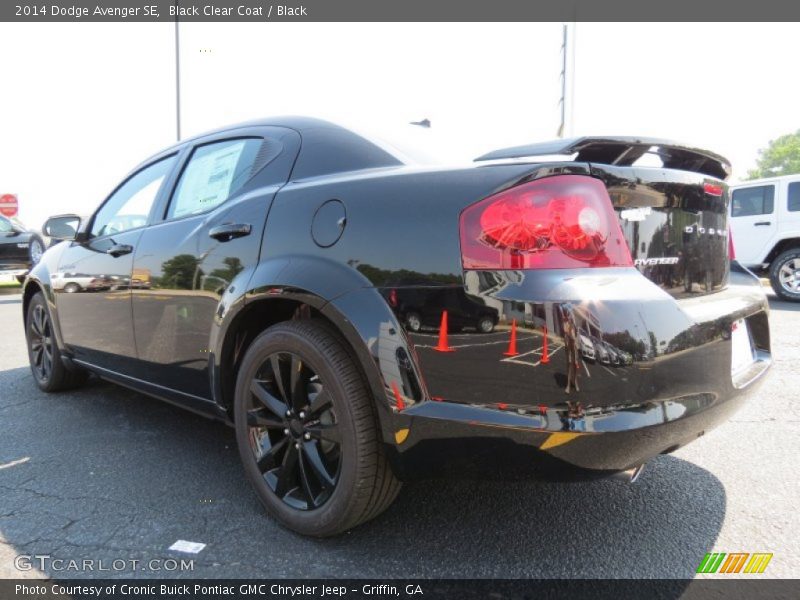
247;350;342;510
25;292;87;392
28;302;53;383
234;320;401;536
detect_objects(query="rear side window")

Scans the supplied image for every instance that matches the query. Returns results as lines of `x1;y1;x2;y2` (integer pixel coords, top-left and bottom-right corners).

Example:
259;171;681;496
0;216;12;232
731;185;775;217
167;138;262;220
788;182;800;212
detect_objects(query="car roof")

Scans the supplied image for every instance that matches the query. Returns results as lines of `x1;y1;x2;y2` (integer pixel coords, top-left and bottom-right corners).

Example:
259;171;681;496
159;116;344;154
730;174;800;187
133;116;404;181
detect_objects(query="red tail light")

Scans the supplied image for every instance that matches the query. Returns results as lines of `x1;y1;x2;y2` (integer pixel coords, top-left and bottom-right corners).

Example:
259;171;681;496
704;182;724;196
728;227;736;260
459;175;632;270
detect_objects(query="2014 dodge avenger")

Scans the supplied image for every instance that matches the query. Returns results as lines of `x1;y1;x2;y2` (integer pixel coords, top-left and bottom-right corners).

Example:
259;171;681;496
22;117;771;536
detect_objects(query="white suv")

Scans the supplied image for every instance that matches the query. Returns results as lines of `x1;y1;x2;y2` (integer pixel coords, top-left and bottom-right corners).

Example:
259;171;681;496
730;175;800;301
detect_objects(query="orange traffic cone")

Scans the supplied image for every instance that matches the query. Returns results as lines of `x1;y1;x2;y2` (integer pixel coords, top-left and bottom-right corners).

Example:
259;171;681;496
434;310;455;352
503;319;519;356
540;324;550;364
391;380;406;411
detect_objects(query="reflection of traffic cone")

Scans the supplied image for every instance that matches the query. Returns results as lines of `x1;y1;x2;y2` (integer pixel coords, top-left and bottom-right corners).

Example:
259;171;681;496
391;380;406;411
503;319;519;356
434;310;455;352
540;325;550;364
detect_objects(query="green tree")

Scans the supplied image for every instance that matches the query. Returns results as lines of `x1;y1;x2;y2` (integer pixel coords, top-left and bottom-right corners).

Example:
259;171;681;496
747;131;800;179
161;254;203;290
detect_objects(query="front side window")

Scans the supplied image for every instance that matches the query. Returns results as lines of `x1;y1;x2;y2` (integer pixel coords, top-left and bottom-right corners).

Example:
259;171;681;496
167;138;262;220
731;185;775;217
788;182;800;212
91;155;176;237
0;216;12;233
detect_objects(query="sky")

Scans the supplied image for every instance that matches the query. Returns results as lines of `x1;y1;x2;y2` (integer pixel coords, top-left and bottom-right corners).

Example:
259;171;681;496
1;22;798;229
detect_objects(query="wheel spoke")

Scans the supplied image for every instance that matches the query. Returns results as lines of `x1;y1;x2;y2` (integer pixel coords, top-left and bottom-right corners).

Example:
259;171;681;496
307;389;332;416
270;355;289;403
296;449;320;508
250;380;287;419
42;350;51;377
246;407;285;428
305;422;342;444
257;436;289;472
30;310;42;336
289;354;307;412
302;440;336;489
33;346;43;367
274;443;299;498
36;307;46;336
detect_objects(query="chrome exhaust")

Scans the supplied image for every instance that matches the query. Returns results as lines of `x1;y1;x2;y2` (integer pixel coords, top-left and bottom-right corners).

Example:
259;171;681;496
613;463;645;483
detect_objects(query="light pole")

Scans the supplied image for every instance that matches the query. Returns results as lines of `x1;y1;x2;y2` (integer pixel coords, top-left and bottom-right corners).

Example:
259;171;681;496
557;23;576;139
174;3;181;141
558;24;567;138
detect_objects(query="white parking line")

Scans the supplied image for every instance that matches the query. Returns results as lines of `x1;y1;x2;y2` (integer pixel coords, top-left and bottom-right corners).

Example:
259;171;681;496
412;331;508;339
601;364;617;377
415;338;514;350
0;457;30;470
501;344;564;367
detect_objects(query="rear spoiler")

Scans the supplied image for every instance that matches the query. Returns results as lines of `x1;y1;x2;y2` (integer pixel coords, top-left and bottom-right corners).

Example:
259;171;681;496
474;136;731;180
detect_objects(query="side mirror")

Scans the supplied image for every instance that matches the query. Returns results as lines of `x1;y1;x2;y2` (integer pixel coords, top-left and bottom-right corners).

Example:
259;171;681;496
43;214;82;241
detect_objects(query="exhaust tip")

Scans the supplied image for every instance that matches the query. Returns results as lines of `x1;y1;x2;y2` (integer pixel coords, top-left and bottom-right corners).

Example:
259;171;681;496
629;463;645;483
613;463;645;483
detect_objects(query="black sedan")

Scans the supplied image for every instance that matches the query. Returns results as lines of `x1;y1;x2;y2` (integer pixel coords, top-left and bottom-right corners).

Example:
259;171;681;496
1;215;46;282
22;118;771;536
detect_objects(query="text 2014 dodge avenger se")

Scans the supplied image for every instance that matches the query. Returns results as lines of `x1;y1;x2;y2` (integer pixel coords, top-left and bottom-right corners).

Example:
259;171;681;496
22;118;771;536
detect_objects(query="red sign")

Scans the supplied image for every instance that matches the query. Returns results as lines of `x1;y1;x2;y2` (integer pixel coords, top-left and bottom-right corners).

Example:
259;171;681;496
0;194;18;218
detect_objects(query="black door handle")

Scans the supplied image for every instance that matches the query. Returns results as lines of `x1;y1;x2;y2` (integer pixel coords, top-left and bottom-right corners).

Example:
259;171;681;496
754;221;771;226
209;223;251;242
106;244;133;257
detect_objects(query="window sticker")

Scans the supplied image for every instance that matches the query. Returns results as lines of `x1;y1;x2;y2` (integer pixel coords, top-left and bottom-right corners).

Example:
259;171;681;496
173;141;246;218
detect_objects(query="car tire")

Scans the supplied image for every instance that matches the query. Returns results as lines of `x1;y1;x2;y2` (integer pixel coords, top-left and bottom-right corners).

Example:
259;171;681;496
63;282;81;294
769;249;800;302
28;235;45;266
477;316;495;333
405;311;422;332
25;292;88;392
234;319;401;537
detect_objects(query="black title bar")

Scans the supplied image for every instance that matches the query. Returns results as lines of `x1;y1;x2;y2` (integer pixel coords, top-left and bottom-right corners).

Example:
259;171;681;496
4;0;800;22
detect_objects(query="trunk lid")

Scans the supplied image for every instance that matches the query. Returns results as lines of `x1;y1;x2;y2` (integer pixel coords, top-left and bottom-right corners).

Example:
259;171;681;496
591;164;730;298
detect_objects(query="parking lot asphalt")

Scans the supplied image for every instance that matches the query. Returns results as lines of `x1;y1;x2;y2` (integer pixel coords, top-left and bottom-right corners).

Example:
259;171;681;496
0;290;798;579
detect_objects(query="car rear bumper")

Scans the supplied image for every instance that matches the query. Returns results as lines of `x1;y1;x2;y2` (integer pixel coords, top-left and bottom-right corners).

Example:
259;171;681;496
377;264;771;478
0;262;30;272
